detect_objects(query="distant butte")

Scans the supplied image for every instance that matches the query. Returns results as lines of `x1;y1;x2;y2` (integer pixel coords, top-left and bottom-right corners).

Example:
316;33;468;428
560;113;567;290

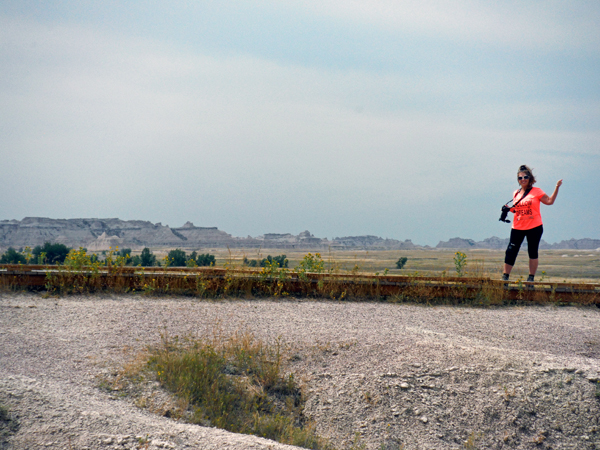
0;217;598;251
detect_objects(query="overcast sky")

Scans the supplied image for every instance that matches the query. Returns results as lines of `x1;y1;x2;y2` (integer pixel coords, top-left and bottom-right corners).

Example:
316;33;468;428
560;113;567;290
1;1;598;245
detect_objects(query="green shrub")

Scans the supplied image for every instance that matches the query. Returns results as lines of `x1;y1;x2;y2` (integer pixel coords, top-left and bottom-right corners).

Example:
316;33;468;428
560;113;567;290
167;249;187;267
185;251;216;267
196;253;216;267
395;257;408;270
132;247;156;267
32;242;71;264
244;255;288;269
0;247;27;264
243;257;259;267
270;255;288;268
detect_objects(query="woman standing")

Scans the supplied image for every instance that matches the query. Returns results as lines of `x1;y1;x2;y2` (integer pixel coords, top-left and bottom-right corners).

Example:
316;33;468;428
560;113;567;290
503;165;563;282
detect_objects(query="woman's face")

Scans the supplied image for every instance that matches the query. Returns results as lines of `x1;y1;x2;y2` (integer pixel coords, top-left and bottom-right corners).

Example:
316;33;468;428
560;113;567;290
518;171;530;188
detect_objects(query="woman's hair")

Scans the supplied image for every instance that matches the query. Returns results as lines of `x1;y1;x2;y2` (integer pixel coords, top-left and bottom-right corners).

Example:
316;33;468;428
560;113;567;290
517;164;536;187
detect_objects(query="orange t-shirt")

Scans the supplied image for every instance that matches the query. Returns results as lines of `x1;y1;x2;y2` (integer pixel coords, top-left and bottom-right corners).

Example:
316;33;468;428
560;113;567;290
511;187;545;230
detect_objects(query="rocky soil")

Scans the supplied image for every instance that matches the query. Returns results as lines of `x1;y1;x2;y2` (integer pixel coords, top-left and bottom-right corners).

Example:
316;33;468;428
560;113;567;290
1;293;600;450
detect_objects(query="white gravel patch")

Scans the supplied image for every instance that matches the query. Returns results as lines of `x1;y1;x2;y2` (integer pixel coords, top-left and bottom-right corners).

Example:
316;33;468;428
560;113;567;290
1;293;600;449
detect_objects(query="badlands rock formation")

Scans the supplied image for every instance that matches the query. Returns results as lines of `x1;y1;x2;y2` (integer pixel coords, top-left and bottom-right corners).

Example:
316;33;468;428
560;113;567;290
436;236;600;250
0;218;420;252
331;235;417;250
0;218;234;251
0;217;598;252
0;218;313;251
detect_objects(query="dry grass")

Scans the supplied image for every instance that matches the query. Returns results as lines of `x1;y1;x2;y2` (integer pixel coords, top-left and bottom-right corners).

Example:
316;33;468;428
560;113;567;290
120;326;334;449
148;248;600;283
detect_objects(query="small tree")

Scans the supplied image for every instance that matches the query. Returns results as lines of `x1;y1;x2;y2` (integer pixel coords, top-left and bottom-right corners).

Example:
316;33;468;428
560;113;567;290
395;257;408;270
196;253;216;267
243;257;258;267
244;255;288;268
0;247;27;264
269;255;288;268
138;248;157;267
167;249;187;267
32;242;71;264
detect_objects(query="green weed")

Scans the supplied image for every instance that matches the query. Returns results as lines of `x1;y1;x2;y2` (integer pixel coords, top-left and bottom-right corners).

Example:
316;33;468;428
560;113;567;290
454;252;467;277
297;253;325;276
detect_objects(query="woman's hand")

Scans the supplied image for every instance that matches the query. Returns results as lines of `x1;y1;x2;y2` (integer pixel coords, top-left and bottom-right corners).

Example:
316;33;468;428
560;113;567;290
542;179;562;205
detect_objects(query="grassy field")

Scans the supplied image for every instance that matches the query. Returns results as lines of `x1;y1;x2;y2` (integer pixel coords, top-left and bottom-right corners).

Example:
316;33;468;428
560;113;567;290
148;247;600;283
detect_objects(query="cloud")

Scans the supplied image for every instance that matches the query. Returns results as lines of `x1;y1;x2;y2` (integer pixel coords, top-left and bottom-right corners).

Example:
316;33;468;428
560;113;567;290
0;11;598;243
291;0;600;52
2;17;597;182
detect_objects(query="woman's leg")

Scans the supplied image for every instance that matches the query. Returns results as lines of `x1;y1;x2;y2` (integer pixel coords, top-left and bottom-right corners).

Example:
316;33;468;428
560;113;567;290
529;258;539;276
504;228;526;275
525;225;544;278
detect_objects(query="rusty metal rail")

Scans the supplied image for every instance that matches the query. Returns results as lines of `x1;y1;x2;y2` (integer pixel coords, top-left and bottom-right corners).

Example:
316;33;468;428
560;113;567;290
1;264;599;304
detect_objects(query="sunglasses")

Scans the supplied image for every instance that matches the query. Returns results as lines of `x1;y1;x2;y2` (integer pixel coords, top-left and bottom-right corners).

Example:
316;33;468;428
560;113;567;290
518;175;530;180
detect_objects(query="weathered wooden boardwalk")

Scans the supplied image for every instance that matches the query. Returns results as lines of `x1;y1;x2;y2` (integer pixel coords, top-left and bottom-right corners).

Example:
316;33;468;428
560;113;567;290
1;264;599;304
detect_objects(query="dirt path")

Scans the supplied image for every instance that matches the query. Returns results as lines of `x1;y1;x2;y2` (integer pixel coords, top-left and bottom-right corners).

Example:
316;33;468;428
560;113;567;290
1;293;600;449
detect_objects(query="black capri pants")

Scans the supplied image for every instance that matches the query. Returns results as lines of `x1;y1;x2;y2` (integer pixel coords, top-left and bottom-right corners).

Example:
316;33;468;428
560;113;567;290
504;225;544;266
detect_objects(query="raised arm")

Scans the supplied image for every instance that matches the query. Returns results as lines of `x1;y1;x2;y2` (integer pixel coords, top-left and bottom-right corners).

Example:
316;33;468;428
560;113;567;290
541;179;563;205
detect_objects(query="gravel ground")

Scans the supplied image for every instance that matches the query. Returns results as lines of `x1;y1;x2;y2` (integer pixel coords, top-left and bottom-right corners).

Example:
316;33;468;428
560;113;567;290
1;292;600;450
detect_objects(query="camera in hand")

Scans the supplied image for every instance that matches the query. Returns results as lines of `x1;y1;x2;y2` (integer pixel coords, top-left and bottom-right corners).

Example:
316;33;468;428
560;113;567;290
499;205;511;223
